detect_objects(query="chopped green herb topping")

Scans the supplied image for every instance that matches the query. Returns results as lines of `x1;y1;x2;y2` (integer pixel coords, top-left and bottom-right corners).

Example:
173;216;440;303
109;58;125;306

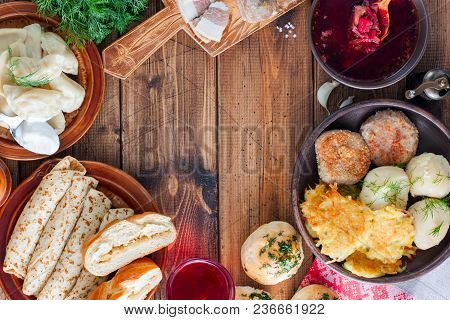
249;292;272;300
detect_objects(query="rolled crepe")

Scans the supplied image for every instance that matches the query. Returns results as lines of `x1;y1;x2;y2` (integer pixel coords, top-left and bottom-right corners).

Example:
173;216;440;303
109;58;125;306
3;156;86;279
99;208;135;230
65;208;134;300
38;190;112;300
22;176;98;296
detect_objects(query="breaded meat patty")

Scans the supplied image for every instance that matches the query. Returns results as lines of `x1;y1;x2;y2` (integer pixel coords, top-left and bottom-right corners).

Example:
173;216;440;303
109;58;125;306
315;130;371;185
360;110;419;166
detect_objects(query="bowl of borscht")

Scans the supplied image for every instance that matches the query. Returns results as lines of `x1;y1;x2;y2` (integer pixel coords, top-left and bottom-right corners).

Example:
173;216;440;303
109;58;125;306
308;0;428;89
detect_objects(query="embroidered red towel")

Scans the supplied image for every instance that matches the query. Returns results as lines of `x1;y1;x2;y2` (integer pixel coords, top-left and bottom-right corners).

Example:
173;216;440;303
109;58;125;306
301;259;413;300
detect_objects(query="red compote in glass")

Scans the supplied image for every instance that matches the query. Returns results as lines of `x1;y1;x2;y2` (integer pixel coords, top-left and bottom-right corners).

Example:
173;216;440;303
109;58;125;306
166;259;235;300
311;0;419;81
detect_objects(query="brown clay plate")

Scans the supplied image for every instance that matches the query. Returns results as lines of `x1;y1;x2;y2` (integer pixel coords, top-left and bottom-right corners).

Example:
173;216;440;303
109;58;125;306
0;2;104;161
0;158;12;207
0;159;168;299
292;99;450;283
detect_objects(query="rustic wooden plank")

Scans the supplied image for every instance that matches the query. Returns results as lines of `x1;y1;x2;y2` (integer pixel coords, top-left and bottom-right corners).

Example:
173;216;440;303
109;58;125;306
218;2;314;300
120;14;218;298
103;0;307;79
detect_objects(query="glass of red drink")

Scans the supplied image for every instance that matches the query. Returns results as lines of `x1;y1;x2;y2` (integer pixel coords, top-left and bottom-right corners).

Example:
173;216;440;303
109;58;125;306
166;258;235;300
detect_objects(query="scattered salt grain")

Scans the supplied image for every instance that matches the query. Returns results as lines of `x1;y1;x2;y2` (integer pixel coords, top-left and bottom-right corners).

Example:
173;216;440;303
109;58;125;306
276;22;298;40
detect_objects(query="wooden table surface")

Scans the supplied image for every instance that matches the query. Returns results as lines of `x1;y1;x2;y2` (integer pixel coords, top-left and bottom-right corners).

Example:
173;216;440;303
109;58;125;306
1;0;449;300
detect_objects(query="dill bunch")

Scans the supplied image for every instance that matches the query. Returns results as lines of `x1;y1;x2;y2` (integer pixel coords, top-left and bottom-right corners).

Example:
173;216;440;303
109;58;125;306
7;48;51;88
33;0;148;45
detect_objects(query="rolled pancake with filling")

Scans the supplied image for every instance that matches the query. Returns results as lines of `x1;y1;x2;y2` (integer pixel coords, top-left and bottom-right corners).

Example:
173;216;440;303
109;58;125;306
65;208;134;300
22;176;98;296
3;156;86;279
38;190;112;300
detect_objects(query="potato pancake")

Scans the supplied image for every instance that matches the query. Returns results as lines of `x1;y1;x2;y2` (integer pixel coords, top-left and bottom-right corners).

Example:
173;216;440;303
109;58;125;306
300;184;416;277
360;206;415;264
343;252;405;278
301;184;372;262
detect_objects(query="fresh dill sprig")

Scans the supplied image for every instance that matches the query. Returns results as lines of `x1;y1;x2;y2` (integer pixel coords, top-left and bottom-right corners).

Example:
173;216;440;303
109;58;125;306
363;178;408;207
338;183;362;200
409;176;424;187
432;172;450;184
382;180;408;207
393;163;407;169
429;222;444;237
33;0;148;46
420;197;449;221
7;47;51;88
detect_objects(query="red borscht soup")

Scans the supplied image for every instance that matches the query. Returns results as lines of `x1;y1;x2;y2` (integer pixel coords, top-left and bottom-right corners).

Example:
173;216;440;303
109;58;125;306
311;0;419;81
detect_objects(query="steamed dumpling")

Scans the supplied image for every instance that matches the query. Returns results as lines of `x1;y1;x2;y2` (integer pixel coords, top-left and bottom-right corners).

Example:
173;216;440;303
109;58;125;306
9;54;64;83
41;32;78;75
3;84;63;122
406;153;450;198
49;73;85;113
292;285;339;300
9;39;27;57
47;111;66;135
235;286;272;300
241;221;304;285
0;28;27;52
0;50;10;97
359;166;410;210
23;24;42;59
0;95;15;129
409;199;450;250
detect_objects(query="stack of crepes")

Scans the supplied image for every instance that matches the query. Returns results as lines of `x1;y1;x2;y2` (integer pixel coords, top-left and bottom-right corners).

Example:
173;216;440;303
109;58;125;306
2;156;134;299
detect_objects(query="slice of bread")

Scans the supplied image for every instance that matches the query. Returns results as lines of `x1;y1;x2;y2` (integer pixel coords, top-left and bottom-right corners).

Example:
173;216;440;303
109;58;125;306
82;212;176;276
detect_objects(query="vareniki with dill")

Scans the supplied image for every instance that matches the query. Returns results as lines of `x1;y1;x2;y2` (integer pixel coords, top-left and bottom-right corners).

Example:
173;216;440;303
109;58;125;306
300;109;449;278
0;23;85;150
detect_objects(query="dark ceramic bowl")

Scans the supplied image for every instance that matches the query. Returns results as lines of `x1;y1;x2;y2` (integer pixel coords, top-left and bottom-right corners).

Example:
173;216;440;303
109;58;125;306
308;0;429;90
292;99;450;283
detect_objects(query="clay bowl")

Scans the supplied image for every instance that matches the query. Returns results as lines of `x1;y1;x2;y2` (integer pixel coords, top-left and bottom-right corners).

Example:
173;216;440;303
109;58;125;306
0;2;104;160
0;159;167;299
292;99;450;283
0;158;11;207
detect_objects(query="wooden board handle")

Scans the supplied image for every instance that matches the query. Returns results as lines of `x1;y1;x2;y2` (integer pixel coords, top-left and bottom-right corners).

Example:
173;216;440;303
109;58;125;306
102;5;184;80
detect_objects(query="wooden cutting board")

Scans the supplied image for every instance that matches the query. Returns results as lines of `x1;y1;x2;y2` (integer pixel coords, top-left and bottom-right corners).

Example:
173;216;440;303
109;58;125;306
103;0;305;79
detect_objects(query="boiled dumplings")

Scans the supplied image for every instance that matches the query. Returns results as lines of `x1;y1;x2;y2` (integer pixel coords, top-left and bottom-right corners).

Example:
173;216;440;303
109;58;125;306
41;32;78;75
3;85;63;122
409;199;450;250
406;153;450;198
359;166;410;210
0;23;84;135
